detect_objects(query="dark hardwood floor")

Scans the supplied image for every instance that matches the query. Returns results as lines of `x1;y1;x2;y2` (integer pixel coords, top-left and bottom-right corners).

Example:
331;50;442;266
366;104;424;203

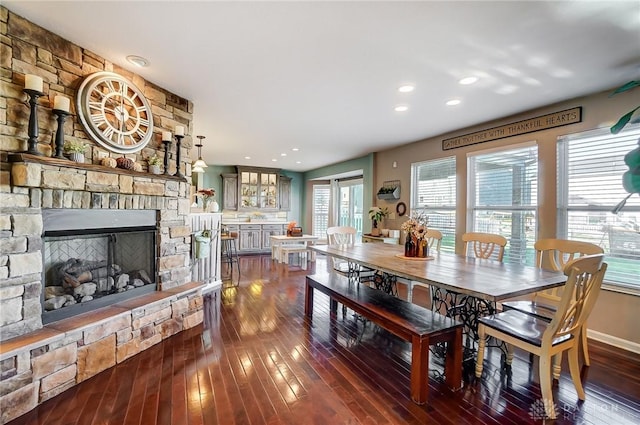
9;255;640;425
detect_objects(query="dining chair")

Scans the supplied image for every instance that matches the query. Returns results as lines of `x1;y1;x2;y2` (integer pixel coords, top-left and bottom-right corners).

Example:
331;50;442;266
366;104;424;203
462;232;507;262
475;254;607;419
502;239;604;366
326;226;359;275
327;225;377;282
425;228;443;252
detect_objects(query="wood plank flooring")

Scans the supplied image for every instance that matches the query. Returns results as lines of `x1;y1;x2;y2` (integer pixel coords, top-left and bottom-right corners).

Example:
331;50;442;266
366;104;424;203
8;255;640;425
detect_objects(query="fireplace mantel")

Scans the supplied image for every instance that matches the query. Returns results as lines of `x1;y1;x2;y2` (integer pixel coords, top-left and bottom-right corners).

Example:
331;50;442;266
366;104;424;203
6;152;188;183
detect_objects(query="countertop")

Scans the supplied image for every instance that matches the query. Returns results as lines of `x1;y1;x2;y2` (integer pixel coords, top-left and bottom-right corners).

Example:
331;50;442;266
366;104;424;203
222;220;288;225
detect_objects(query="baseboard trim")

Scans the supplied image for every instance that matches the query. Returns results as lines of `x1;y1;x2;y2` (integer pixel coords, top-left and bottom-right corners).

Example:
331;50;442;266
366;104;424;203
587;329;640;354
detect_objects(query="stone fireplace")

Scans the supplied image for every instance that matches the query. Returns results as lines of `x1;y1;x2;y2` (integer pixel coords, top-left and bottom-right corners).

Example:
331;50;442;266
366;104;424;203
0;7;210;424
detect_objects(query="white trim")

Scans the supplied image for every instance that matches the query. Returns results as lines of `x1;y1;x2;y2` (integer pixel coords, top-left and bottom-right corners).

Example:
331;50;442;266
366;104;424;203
587;329;640;354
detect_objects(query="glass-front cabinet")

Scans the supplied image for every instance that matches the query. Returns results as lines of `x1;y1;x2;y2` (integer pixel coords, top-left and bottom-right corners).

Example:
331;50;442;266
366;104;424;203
238;167;279;211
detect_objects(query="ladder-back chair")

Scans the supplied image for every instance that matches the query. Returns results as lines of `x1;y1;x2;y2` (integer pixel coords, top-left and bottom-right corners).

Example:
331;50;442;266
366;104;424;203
475;254;607;419
502;238;604;365
462;232;507;262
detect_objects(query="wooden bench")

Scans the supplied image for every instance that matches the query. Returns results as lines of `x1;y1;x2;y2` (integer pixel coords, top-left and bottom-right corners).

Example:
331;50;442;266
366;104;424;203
305;273;463;405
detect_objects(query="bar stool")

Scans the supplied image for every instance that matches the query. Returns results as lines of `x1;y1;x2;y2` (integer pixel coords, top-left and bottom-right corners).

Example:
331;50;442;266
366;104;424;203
221;231;240;285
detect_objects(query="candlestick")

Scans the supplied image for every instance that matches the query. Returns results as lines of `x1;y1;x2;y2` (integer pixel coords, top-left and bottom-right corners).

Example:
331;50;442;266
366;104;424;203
23;88;44;156
25;74;43;92
52;109;70;159
162;131;172;141
175;125;184;136
53;95;70;113
174;134;184;178
163;139;172;175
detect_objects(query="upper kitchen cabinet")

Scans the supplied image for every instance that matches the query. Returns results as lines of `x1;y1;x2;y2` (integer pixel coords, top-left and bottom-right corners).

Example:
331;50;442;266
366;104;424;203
238;167;279;211
221;173;238;211
221;167;292;212
279;175;292;211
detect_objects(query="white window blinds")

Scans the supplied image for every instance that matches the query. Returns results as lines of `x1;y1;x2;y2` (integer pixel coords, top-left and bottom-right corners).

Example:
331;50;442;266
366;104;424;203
411;156;456;252
557;127;640;290
468;144;538;264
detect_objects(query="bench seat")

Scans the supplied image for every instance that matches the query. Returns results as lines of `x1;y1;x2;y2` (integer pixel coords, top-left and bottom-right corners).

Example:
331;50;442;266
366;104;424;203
305;272;463;405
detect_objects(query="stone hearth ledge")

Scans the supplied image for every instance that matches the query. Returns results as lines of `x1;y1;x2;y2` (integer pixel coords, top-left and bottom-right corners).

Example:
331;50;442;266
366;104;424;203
0;282;209;424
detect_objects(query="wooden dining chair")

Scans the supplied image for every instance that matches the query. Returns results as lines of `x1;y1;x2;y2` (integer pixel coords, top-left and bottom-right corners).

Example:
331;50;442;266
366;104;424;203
502;238;604;366
475;254;606;419
425;228;443;252
462;232;507;262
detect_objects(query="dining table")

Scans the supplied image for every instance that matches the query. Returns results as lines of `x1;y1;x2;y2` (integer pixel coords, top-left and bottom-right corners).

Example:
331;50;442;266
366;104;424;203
270;234;319;263
310;242;567;350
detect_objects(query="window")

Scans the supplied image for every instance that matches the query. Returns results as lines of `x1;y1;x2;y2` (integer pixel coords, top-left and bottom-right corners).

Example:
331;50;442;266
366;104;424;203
557;126;640;290
312;184;330;239
411;156;456;252
468;144;538;264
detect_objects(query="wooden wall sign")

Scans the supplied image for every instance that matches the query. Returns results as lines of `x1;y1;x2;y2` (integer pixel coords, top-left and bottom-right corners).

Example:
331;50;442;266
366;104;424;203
442;107;582;151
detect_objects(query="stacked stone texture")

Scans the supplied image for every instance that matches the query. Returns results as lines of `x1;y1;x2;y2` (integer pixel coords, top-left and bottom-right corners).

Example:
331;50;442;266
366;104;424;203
0;7;205;424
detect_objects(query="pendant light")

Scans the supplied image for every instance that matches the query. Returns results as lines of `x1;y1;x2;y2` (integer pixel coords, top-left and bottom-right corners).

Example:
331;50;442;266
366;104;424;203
192;135;208;172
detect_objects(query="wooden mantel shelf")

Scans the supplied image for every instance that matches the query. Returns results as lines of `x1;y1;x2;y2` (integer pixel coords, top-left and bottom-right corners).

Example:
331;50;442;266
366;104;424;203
6;152;188;182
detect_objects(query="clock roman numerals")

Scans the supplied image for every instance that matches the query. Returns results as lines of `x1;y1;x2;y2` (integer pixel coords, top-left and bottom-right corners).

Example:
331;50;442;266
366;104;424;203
78;72;154;154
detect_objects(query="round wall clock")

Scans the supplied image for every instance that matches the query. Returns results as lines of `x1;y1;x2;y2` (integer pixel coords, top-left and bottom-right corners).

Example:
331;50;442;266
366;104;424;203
76;71;154;154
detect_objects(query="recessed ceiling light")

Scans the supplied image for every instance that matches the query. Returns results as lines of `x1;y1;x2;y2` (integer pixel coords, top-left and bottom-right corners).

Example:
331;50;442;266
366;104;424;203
281;153;287;157
296;161;301;164
459;76;478;85
271;159;277;162
126;55;149;68
398;85;415;93
446;99;461;106
291;148;299;152
394;105;409;112
244;156;251;160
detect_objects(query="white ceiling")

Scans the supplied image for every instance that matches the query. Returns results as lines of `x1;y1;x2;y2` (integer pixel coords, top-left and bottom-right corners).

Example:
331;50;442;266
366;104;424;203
5;1;640;172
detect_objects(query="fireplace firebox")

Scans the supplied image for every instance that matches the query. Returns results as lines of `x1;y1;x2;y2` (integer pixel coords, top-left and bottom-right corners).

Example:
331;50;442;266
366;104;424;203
42;209;158;324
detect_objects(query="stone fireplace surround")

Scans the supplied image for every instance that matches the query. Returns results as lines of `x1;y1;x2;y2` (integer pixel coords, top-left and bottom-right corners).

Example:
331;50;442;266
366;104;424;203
0;155;206;424
0;8;210;422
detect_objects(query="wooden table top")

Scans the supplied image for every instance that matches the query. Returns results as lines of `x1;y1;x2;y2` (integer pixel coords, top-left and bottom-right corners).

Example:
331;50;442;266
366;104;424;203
311;243;566;302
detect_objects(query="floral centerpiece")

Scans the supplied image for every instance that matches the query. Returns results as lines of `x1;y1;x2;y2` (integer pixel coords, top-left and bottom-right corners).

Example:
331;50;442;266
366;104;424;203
400;211;429;257
198;188;216;211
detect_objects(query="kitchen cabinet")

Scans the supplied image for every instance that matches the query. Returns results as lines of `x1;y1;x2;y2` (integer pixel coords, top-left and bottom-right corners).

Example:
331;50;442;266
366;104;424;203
238;167;279;210
279;176;292;211
222;167;292;212
262;224;285;250
221;173;238;211
239;224;262;251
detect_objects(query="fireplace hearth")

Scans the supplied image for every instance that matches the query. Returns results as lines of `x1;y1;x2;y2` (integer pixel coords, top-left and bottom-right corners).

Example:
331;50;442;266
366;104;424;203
42;209;158;324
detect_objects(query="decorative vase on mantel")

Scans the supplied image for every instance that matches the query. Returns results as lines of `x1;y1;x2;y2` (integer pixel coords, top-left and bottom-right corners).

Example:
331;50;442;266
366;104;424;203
69;152;84;163
149;164;161;175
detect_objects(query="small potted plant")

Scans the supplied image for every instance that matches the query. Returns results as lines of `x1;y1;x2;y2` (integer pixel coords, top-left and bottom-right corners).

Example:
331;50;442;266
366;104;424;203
147;154;162;174
63;140;87;163
369;206;389;236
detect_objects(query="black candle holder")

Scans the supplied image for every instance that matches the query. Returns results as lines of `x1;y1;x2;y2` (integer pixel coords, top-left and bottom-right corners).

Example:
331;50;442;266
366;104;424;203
52;109;70;159
162;139;172;175
24;88;44;156
174;134;184;178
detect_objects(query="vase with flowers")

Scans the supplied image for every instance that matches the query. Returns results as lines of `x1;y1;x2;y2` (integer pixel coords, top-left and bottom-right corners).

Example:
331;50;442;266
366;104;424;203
400;211;429;257
198;188;218;212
